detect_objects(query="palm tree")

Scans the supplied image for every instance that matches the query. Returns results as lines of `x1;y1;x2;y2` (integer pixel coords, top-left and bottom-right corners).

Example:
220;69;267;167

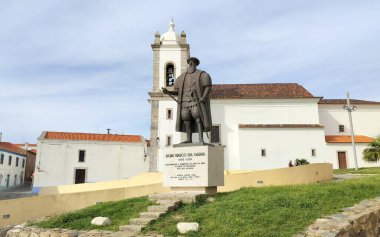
363;136;380;162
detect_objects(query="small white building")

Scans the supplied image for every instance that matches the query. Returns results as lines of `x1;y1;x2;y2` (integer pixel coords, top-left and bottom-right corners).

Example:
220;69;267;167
0;142;27;191
32;131;149;192
148;21;380;171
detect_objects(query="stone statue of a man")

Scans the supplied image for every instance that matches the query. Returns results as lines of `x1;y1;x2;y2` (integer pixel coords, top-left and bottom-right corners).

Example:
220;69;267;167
162;57;212;144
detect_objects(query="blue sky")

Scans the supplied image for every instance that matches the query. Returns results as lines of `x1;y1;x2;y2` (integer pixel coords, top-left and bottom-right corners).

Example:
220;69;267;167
1;0;380;143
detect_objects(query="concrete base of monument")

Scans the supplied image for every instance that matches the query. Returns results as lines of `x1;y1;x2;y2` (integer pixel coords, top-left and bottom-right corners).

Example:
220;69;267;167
163;145;224;196
170;186;217;196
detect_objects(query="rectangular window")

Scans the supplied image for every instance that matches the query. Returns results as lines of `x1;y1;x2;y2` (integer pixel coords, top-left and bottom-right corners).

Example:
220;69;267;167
339;125;345;133
8;156;12;166
16;157;19;167
311;149;316;157
79;150;85;162
261;149;266;157
0;154;3;164
166;135;172;146
211;125;221;144
22;159;25;168
166;108;173;120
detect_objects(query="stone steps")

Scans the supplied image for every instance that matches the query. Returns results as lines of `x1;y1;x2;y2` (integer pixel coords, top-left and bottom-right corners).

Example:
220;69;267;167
119;224;145;232
155;199;180;206
139;212;165;219
107;230;138;237
147;205;174;212
117;193;204;236
149;193;205;203
129;217;156;225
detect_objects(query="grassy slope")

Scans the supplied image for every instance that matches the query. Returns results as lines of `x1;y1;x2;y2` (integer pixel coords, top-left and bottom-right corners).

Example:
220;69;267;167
333;167;380;175
33;167;380;236
144;175;380;237
34;197;151;231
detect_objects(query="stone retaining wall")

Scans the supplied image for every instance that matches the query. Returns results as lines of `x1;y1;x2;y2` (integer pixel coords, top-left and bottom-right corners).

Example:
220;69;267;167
4;227;113;237
297;197;380;236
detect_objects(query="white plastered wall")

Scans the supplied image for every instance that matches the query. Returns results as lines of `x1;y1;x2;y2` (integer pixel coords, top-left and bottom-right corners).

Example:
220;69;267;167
319;104;380;138
326;143;380;169
158;48;183;90
33;140;148;188
210;98;322;170
0;151;26;190
238;128;327;170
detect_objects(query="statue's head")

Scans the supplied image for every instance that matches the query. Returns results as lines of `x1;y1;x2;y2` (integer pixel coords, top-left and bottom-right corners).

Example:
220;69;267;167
187;57;200;73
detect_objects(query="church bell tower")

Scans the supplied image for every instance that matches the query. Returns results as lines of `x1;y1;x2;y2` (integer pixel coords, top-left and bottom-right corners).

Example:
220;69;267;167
148;20;190;171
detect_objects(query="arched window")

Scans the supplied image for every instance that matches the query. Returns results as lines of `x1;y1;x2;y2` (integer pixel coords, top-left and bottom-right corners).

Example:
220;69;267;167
166;63;175;87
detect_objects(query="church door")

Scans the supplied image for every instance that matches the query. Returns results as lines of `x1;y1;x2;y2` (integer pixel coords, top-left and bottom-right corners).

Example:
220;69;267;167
338;152;347;169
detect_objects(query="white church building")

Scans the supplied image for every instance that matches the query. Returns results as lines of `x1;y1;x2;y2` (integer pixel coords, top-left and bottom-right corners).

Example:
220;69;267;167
148;20;380;172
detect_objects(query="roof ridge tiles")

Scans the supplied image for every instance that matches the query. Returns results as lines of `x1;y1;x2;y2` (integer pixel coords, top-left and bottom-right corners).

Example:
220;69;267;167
0;142;27;155
43;131;143;143
210;83;316;99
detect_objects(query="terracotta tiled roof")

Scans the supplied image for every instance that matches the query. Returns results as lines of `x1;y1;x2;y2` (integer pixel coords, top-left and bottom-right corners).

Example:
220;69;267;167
30;149;37;154
239;124;324;128
210;83;316;99
319;99;380;105
325;135;374;143
0;142;27;156
43;131;143;143
14;144;37;147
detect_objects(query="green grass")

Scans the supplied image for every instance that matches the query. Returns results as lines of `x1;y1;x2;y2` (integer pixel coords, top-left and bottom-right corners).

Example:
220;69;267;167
143;175;380;237
333;167;380;175
33;196;152;231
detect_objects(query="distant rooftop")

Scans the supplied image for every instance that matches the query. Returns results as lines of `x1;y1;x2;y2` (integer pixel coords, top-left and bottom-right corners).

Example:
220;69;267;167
0;142;27;156
40;131;144;143
325;135;374;143
210;83;316;99
239;124;324;129
319;99;380;105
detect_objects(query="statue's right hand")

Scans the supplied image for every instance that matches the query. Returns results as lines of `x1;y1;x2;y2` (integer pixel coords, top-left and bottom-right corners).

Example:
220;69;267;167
161;87;169;94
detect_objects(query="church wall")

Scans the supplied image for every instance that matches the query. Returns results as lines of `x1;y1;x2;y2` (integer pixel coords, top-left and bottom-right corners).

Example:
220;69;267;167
238;128;327;170
326;143;380;169
157;100;183;171
319;104;380;138
209;98;321;170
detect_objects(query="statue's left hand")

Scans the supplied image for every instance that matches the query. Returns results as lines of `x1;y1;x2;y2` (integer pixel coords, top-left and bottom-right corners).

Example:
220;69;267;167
199;97;206;103
161;87;169;94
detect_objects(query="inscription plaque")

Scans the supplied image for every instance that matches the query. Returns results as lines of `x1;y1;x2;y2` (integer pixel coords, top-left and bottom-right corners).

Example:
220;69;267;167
163;145;224;187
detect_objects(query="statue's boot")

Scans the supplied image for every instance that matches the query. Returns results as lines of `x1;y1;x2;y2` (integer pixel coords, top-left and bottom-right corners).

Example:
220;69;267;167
197;119;204;143
181;121;192;143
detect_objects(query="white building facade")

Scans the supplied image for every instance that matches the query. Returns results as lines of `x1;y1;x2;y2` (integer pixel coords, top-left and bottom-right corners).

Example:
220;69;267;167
0;142;26;191
33;131;149;192
149;21;380;171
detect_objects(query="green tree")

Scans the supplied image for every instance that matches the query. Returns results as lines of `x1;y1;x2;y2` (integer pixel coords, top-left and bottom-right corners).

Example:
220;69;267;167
295;158;310;165
363;136;380;162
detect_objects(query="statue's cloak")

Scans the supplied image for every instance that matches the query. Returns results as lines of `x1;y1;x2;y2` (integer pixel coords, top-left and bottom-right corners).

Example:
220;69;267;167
174;69;212;133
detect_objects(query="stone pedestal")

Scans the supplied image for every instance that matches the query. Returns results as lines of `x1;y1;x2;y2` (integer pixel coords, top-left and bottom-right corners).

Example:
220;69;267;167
163;145;224;195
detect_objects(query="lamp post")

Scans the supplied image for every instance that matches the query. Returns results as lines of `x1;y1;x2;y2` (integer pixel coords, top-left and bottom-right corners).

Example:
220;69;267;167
343;92;358;170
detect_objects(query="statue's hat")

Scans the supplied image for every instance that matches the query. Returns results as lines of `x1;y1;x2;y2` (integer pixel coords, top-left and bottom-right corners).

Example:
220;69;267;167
187;57;200;66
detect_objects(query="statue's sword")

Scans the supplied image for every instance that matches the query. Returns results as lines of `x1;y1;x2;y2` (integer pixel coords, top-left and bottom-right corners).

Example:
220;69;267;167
166;92;179;104
161;87;179;103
